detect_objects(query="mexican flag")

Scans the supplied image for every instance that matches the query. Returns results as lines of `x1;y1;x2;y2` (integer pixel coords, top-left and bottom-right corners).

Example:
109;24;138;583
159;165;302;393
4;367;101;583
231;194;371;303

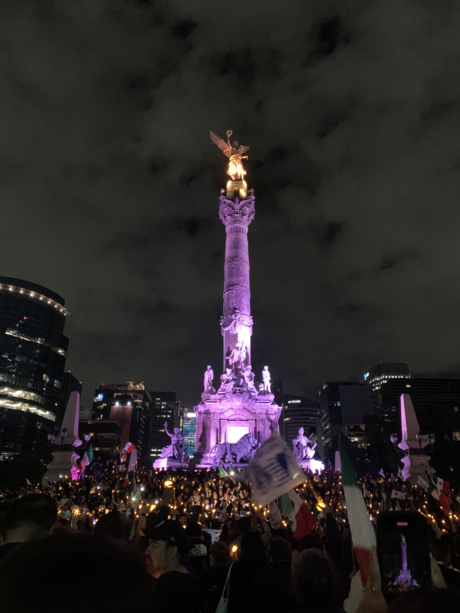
123;441;135;453
280;489;316;539
436;477;451;491
78;443;94;471
339;435;376;586
424;470;440;500
218;467;235;482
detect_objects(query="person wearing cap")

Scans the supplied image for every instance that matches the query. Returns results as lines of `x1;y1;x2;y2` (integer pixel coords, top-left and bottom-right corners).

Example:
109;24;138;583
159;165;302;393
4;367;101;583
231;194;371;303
145;518;204;613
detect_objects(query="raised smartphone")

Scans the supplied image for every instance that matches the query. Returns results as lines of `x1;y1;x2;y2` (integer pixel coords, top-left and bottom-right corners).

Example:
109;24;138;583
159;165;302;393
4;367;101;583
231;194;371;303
377;511;431;602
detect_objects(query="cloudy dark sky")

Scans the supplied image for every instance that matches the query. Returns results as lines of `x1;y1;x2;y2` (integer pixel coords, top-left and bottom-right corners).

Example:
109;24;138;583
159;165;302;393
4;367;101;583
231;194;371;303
1;0;460;409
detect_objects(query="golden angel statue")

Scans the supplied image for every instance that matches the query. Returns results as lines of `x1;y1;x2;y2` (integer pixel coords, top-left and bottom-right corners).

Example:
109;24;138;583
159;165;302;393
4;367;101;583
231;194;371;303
210;130;250;180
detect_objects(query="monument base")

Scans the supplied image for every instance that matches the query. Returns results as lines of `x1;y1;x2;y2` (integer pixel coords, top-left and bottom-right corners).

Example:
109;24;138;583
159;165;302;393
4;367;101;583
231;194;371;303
193;387;282;467
153;458;189;471
43;450;79;486
401;453;435;485
194;463;246;473
299;459;324;474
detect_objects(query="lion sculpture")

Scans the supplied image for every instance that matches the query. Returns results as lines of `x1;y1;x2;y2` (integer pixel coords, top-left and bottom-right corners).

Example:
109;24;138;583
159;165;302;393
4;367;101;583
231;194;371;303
210;433;260;466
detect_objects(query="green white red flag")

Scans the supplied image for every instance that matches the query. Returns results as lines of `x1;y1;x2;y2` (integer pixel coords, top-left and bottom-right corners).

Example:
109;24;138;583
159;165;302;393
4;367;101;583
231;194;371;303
424;470;440;500
424;469;451;515
436;477;450;491
78;443;94;471
218;467;235;482
280;490;317;539
339;435;376;586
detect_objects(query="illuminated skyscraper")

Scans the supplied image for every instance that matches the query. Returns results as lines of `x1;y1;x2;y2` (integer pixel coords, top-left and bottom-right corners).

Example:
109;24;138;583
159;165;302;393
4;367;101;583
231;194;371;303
0;276;71;454
147;391;179;463
320;381;375;456
365;363;411;392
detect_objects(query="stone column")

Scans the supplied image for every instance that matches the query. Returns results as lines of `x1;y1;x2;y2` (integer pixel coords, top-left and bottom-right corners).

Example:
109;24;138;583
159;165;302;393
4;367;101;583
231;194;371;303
219;186;255;372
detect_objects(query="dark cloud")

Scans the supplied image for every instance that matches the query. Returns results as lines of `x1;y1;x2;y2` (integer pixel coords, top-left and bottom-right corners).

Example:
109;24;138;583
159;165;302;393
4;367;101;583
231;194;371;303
1;0;460;409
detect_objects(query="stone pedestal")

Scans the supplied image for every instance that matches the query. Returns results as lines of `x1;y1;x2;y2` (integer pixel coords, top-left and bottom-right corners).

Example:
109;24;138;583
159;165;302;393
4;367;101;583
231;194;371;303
43;450;80;485
299;458;325;474
401;452;434;485
43;391;82;486
153;458;189;471
192;388;281;467
398;394;435;483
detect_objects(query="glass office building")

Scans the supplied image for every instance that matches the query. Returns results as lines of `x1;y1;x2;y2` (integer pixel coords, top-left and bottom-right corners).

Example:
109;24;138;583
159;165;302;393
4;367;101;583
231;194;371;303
0;276;70;454
182;411;197;458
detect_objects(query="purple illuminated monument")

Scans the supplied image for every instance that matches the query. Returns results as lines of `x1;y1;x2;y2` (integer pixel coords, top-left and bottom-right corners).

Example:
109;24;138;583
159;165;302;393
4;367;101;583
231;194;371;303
191;132;282;467
394;535;419;588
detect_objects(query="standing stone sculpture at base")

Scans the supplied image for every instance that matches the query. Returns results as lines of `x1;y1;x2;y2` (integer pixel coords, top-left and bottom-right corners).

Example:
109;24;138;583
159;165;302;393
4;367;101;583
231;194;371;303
204;365;215;393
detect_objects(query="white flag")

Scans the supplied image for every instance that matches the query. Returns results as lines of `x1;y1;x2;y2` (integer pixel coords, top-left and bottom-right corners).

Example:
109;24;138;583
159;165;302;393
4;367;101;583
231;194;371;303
417;476;429;491
240;434;305;507
390;490;406;500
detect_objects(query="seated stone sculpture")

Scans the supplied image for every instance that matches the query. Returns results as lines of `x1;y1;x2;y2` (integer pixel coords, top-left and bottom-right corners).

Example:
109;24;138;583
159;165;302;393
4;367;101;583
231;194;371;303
292;427;317;462
242;364;257;394
218;368;235;393
161;422;186;462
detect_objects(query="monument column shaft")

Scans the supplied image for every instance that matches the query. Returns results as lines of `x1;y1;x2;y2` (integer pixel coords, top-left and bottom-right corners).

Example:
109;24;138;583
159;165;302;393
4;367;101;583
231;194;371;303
223;224;251;369
219;188;255;373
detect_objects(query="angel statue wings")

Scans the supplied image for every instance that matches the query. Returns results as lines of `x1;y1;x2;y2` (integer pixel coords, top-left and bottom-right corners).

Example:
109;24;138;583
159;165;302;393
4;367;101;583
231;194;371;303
210;130;250;180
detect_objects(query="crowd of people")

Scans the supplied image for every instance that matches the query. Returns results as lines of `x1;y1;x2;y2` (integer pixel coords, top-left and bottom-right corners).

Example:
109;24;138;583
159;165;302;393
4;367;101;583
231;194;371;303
0;466;460;613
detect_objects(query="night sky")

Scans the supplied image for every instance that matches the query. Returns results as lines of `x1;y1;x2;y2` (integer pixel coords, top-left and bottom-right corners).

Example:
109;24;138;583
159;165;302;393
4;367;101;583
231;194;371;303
2;1;460;409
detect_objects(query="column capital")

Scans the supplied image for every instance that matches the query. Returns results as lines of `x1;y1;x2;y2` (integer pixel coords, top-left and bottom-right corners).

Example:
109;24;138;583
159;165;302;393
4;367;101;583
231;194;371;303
219;194;255;228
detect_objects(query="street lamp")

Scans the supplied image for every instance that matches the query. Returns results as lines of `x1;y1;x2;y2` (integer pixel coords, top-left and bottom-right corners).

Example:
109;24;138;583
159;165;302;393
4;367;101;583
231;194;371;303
47;433;55;443
390;433;398;449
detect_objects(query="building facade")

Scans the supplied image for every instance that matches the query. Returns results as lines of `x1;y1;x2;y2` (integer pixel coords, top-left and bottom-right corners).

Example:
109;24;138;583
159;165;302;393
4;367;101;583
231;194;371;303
92;382;151;467
379;378;460;475
79;418;121;462
365;362;411;392
182;410;197;459
281;394;321;450
148;391;179;464
0;276;70;454
320;382;375;458
380;378;460;439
